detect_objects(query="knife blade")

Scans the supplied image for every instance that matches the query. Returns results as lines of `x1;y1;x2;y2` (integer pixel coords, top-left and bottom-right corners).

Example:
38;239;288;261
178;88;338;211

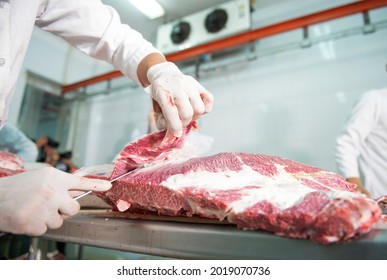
73;163;148;201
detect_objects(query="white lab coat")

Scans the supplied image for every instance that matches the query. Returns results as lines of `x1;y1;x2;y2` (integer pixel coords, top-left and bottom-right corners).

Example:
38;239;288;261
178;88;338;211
335;88;387;199
0;122;38;162
0;0;160;127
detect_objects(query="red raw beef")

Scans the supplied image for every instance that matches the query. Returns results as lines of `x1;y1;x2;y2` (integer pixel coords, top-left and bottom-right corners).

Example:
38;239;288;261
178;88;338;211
0;150;24;171
111;122;196;178
0;151;24;177
0;167;22;178
77;126;382;244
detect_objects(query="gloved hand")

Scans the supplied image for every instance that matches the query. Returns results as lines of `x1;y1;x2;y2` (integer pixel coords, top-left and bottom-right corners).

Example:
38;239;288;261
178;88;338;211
0;167;111;236
147;62;214;137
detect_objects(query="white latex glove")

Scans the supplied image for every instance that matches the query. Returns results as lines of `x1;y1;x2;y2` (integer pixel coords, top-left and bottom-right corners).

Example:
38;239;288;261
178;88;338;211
147;62;214;137
0;167;111;236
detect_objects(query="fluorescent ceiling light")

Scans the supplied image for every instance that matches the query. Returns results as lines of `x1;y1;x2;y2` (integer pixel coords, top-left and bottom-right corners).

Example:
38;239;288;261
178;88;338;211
128;0;165;20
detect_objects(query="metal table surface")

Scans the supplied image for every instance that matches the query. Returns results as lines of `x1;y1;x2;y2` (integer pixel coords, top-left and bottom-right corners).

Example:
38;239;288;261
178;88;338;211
40;210;387;260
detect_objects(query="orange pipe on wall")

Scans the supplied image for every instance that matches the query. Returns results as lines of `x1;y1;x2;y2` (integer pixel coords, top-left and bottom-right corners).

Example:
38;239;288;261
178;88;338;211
62;0;387;94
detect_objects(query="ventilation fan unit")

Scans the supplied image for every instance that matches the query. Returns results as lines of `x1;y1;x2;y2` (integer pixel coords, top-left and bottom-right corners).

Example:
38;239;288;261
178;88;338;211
156;0;251;55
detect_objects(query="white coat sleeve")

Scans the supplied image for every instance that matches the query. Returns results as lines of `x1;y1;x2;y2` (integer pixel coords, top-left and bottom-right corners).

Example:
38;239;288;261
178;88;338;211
0;123;38;162
35;0;162;85
335;91;380;178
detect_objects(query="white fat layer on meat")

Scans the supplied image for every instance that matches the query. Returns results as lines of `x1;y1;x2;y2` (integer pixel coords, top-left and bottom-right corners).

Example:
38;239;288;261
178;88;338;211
321;235;340;243
116;199;131;212
0;162;21;170
136;157;190;174
161;163;361;213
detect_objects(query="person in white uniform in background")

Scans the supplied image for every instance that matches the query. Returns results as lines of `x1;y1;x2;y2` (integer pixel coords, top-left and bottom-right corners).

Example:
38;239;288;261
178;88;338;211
335;88;387;199
0;0;214;237
0;122;38;162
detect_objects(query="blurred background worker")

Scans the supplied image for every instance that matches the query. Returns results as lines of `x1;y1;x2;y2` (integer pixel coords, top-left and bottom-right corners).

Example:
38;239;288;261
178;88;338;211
55;151;78;173
0;123;38;163
35;135;60;165
335;88;387;199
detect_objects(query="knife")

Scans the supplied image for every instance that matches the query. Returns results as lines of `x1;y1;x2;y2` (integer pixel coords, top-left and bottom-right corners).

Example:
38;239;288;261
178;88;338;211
73;163;148;201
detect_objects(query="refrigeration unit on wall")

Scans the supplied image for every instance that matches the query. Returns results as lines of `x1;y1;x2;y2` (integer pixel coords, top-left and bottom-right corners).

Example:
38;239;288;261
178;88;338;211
156;0;251;55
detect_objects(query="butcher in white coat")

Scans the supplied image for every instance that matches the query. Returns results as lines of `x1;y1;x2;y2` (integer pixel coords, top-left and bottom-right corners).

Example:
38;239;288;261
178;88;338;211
335;88;387;199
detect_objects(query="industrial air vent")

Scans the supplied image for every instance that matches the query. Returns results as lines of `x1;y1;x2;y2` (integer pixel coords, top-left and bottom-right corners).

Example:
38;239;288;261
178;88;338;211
171;21;191;44
205;9;228;33
156;0;250;55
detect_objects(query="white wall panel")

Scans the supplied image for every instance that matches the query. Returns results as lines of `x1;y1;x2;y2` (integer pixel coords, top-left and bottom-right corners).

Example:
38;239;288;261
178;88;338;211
73;88;152;167
198;26;387;172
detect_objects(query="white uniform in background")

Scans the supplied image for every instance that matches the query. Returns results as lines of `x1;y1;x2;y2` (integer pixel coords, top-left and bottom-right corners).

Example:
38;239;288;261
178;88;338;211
335;88;387;199
0;0;159;127
0;122;38;162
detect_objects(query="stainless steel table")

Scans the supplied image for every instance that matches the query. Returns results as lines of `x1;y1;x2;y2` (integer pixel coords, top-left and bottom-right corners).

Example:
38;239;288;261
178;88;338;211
38;211;387;260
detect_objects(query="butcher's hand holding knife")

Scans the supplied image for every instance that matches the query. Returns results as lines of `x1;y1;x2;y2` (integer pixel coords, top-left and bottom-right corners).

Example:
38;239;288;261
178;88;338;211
0;167;111;236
